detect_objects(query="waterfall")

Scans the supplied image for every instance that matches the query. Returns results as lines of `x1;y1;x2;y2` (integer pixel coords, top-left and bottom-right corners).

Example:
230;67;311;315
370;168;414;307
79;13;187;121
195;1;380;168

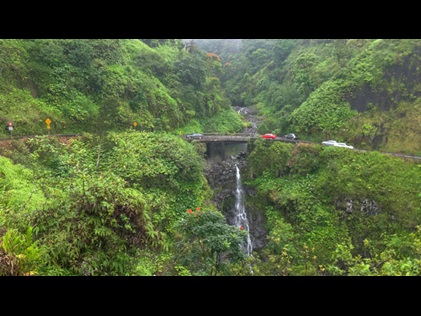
234;164;253;257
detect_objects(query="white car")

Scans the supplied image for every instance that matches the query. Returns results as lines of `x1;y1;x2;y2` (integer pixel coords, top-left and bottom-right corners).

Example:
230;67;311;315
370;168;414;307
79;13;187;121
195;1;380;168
322;140;338;146
322;140;353;149
336;142;354;149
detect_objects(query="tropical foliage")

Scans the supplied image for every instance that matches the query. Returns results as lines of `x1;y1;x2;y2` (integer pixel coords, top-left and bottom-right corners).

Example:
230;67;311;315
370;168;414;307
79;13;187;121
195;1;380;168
196;39;421;155
0;39;420;275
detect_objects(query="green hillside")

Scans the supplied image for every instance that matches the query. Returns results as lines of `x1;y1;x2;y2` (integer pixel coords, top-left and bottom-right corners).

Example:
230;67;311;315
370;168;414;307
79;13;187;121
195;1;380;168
0;39;244;137
0;39;420;276
194;39;421;155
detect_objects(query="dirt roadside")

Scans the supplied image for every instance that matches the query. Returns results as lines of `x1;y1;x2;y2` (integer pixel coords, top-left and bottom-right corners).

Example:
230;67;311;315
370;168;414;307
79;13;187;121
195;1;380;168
0;135;77;149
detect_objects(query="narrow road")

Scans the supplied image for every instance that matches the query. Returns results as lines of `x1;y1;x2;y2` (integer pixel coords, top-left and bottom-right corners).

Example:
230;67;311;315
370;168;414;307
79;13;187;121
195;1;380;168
0;122;420;161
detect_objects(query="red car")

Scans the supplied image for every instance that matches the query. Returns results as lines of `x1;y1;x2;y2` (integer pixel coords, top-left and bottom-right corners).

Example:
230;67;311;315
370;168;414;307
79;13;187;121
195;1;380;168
260;133;277;139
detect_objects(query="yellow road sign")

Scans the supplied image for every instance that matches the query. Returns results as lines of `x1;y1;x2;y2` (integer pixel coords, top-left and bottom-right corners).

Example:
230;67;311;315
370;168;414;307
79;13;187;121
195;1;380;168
45;118;51;125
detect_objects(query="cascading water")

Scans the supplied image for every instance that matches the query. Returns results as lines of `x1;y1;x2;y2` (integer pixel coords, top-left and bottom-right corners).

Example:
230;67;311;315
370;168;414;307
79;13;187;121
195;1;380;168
234;164;253;257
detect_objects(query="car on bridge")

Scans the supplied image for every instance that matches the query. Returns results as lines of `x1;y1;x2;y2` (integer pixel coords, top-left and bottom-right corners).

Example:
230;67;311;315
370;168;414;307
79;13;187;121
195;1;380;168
261;133;277;139
186;133;203;139
284;133;297;140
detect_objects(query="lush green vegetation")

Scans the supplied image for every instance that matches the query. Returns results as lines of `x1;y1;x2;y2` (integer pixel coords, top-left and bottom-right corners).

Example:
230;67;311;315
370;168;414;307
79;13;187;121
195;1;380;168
196;39;421;155
1;39;420;275
245;140;421;275
0;39;243;137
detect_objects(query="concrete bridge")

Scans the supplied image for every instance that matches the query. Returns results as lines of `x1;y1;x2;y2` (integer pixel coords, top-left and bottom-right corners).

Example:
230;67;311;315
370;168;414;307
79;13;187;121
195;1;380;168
183;133;298;160
183;133;298;143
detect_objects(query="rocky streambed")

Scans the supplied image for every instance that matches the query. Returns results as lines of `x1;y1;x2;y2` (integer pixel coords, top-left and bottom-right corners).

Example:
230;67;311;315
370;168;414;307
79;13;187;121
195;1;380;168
233;106;261;135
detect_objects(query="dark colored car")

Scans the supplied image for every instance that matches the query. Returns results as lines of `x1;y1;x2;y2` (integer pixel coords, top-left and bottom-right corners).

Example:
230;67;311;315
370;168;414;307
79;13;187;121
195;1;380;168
260;133;277;139
186;133;203;139
284;133;297;140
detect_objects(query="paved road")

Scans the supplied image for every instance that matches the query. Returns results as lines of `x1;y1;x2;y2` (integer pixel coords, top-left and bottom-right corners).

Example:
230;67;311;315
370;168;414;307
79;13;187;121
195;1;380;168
185;133;421;161
1;133;420;161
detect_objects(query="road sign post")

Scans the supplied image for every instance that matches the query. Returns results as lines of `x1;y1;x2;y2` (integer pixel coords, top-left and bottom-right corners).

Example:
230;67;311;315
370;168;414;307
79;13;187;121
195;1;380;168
45;118;51;134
